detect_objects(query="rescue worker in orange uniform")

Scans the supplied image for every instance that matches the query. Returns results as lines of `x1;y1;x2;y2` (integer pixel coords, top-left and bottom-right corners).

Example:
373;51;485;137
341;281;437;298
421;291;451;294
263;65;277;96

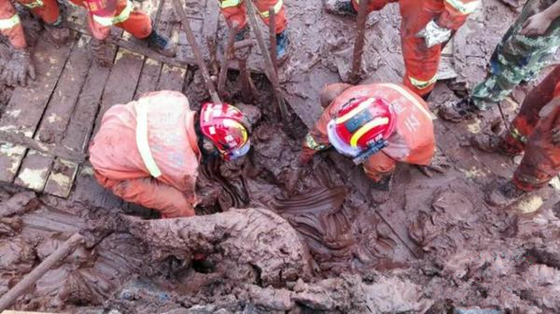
324;0;480;98
89;91;252;218
471;66;560;207
0;0;68;86
299;83;436;201
218;0;289;59
69;0;176;66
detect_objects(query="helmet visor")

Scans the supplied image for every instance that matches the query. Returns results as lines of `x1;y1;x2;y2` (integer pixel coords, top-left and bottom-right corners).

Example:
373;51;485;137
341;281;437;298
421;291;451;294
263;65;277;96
225;139;251;161
327;120;361;158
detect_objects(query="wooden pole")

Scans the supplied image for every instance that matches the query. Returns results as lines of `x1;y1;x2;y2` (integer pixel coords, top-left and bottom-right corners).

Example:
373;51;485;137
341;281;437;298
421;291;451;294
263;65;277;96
0;233;84;311
172;0;222;104
268;7;278;75
350;0;369;83
218;25;238;97
244;0;289;121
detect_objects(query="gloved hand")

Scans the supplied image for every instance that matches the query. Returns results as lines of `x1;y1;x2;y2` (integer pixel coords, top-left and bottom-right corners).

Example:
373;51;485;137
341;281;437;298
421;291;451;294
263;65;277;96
552;126;560;145
1;49;36;87
416;149;451;177
416;20;452;48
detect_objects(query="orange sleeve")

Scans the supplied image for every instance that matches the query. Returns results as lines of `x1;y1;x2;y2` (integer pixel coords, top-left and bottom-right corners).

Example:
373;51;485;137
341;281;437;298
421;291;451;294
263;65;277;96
0;0;27;49
97;174;196;218
437;0;480;30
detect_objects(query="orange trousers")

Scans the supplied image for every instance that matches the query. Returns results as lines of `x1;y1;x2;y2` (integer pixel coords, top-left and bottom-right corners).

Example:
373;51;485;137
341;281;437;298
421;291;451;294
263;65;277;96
502;66;560;191
70;0;152;40
351;0;472;96
219;0;287;34
0;0;60;49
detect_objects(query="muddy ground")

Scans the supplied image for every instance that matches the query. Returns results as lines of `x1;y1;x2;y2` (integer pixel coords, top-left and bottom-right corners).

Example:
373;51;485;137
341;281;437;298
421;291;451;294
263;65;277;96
2;0;560;313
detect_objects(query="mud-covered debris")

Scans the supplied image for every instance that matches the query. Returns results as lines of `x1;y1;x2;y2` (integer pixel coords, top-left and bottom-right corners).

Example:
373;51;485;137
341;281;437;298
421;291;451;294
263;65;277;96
454;309;503;314
0;191;38;218
124;208;313;286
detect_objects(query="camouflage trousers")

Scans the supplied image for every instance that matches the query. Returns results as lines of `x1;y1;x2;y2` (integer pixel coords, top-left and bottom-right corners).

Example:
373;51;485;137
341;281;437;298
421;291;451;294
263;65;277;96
471;0;560;110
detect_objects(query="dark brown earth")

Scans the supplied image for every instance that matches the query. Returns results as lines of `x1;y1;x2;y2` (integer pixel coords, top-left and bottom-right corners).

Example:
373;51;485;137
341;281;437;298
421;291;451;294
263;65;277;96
1;0;560;313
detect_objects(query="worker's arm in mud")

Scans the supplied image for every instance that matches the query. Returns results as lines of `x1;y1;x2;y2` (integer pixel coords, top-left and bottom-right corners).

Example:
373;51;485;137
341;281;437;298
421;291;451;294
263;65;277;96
520;1;560;36
300;107;337;164
100;176;196;218
0;0;27;49
437;0;480;30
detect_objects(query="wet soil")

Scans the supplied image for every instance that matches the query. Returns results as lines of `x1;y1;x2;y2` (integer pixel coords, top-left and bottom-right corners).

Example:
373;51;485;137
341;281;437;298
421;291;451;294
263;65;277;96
2;0;560;313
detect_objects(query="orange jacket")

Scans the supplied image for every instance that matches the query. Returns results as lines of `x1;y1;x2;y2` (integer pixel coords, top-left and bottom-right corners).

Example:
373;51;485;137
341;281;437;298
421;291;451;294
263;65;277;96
0;0;26;49
306;83;435;169
89;91;201;218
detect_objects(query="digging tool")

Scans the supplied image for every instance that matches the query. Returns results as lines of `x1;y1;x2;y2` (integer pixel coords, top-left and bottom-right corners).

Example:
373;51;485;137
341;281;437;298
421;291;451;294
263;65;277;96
350;0;369;83
0;233;85;311
172;0;222;105
218;25;239;98
244;0;289;121
268;7;278;75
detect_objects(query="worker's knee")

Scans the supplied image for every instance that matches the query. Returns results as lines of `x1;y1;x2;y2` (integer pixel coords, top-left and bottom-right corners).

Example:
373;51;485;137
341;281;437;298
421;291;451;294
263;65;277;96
320;83;353;109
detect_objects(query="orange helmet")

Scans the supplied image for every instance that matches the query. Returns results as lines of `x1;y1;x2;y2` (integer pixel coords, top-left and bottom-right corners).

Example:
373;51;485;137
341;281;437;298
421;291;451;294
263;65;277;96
327;97;396;162
200;103;251;161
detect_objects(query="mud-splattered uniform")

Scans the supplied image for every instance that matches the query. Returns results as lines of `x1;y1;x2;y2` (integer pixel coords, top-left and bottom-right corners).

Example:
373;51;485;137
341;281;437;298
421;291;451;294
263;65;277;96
89;91;201;218
69;0;152;40
218;0;287;34
499;66;560;191
471;0;560;110
0;0;61;49
303;83;436;182
352;0;480;97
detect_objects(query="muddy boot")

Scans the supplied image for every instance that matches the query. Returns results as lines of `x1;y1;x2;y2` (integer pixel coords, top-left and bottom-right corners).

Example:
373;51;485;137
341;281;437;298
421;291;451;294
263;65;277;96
370;175;392;204
324;0;357;16
438;98;479;123
276;29;289;63
90;38;113;67
145;30;177;58
486;181;527;207
470;133;508;154
44;17;69;45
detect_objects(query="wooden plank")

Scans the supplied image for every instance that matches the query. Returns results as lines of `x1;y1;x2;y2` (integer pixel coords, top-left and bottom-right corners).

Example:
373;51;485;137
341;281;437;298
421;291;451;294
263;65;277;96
43;159;79;197
0;38;71;182
61;36;118;153
14;150;53;191
134;58;163;99
93;49;144;135
15;36;91;193
157;26;187;91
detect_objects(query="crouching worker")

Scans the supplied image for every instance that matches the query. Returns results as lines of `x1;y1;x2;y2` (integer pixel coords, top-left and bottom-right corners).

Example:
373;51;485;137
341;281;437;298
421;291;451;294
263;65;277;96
299;83;436;201
89;91;252;218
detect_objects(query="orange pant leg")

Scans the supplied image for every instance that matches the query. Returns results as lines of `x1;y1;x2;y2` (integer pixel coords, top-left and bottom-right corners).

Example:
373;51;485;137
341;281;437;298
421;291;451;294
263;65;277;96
504;66;560;154
254;0;286;34
399;0;441;97
95;172;196;218
363;151;397;182
114;10;152;39
513;105;560;191
16;0;60;24
219;1;248;30
85;0;152;40
351;0;397;13
0;0;26;49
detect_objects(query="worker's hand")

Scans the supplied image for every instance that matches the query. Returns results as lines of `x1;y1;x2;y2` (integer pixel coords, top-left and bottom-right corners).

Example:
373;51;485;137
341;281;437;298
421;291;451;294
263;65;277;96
416;20;452;48
552;126;560;145
416;150;451;177
520;13;553;37
298;149;314;165
1;49;36;87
